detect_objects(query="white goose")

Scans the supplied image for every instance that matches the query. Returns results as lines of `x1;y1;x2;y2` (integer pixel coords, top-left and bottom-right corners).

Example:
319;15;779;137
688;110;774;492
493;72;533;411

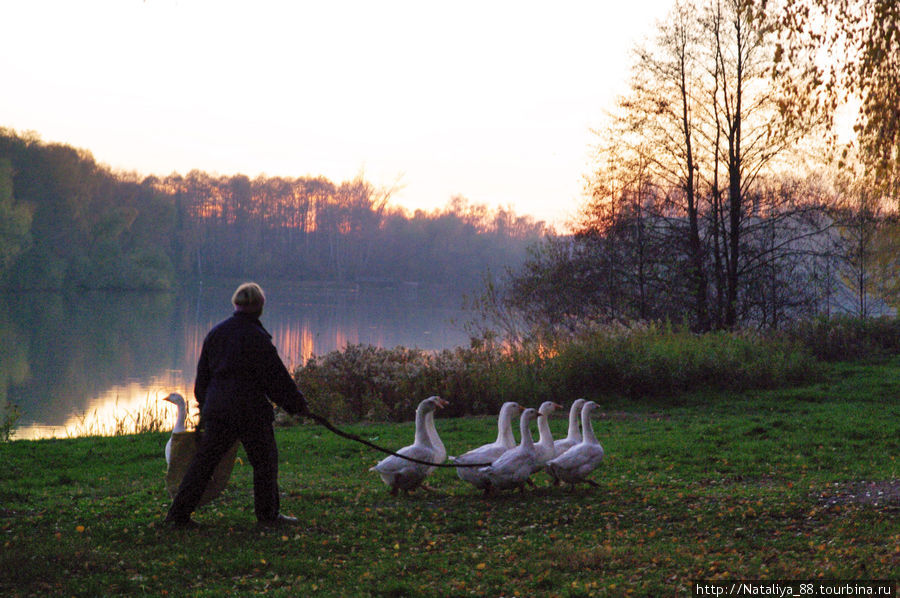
163;392;188;465
532;401;563;473
370;396;448;495
479;408;541;494
545;400;605;488
552;398;586;458
452;402;523;492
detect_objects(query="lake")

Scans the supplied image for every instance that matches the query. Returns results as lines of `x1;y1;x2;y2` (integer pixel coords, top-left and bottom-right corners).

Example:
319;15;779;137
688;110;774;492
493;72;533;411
3;283;473;440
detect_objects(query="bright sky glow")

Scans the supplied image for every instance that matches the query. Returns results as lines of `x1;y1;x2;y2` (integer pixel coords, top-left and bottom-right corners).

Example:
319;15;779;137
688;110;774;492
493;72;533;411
1;0;673;228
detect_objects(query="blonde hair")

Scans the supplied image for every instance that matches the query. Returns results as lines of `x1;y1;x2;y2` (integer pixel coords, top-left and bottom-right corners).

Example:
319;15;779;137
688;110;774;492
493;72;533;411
232;282;265;312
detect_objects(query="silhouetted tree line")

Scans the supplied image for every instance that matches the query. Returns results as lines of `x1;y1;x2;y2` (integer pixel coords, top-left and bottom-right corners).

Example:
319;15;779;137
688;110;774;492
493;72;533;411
0;129;546;291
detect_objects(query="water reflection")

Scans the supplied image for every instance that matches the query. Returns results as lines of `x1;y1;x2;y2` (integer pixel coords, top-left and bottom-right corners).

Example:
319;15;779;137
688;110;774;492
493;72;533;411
4;285;470;439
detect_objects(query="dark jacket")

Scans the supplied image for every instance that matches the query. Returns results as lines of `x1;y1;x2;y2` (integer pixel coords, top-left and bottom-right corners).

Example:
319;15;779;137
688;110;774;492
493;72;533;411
194;311;307;424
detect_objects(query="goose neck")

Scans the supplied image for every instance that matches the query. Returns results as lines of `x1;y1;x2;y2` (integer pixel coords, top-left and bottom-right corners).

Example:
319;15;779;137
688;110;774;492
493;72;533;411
566;406;581;440
537;412;553;443
497;411;516;447
173;402;187;434
414;407;432;446
519;417;535;448
581;409;597;444
425;409;443;454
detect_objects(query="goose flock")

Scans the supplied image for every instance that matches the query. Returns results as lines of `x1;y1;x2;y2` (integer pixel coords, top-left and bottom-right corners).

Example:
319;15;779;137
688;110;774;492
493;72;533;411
162;392;605;497
372;396;605;496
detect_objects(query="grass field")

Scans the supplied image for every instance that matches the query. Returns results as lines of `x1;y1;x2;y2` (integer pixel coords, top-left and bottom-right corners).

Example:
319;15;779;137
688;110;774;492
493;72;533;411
2;360;899;597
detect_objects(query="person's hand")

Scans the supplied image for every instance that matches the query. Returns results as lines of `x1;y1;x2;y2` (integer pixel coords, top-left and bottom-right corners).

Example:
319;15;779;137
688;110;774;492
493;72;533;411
195;417;205;443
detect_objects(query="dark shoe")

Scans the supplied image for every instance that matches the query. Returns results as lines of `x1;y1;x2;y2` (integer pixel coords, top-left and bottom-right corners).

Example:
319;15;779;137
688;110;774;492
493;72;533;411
257;514;299;528
164;517;202;530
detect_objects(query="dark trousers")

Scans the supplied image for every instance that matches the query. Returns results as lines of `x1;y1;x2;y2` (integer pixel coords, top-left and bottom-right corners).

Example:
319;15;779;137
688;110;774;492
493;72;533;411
166;416;280;522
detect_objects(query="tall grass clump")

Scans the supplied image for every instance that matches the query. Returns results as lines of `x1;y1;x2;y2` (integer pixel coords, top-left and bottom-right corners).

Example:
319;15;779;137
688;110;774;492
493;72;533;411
1;401;21;441
542;323;822;400
785;315;900;361
294;343;510;422
292;323;824;422
65;394;178;438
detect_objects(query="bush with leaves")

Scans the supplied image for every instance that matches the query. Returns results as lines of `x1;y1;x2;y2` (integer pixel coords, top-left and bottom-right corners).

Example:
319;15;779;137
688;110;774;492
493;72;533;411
1;402;21;441
785;316;900;362
538;323;822;401
294;343;510;422
292;323;827;422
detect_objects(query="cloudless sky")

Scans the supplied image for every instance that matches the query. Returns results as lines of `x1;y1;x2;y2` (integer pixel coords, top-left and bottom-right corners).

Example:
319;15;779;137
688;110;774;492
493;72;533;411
1;0;674;228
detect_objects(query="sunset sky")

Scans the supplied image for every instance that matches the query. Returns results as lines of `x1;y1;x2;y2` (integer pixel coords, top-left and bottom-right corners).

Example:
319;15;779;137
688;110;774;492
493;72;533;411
1;0;673;228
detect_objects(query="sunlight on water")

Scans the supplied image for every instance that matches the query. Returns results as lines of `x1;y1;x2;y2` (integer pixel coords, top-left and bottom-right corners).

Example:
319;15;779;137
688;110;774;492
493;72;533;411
6;286;470;440
12;375;196;440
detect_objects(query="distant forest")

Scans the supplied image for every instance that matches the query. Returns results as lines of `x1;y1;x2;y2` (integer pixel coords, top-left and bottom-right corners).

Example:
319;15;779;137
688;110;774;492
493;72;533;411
0;129;547;292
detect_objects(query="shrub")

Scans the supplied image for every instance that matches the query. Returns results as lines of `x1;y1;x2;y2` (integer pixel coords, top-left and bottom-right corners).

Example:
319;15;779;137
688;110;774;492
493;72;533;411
540;324;822;400
1;402;21;441
292;323;825;422
785;316;900;362
294;342;511;422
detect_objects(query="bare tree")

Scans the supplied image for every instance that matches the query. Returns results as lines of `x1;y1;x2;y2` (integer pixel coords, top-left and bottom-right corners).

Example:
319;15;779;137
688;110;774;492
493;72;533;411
611;0;711;328
571;0;833;330
699;0;822;326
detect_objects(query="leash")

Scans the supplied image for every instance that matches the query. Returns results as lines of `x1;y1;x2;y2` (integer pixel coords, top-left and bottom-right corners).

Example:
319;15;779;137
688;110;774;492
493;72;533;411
305;412;492;468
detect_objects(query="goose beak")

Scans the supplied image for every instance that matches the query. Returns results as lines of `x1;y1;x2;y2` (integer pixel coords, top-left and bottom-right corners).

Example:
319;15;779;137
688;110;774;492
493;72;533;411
552;402;563;410
435;397;449;409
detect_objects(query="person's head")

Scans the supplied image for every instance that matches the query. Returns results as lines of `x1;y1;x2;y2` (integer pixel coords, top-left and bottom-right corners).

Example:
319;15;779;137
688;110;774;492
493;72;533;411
232;282;265;316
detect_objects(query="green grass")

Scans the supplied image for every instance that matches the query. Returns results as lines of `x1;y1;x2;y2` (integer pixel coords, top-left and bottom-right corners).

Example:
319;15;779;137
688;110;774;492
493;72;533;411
2;360;900;597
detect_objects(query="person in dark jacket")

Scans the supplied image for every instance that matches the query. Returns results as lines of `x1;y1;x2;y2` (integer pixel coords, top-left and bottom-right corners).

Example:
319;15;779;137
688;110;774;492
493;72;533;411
164;282;309;529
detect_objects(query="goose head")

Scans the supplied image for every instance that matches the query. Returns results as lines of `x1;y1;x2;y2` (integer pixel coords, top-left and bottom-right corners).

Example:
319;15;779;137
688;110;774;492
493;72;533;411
569;398;586;414
499;401;524;419
419;395;447;413
162;392;188;437
163;392;185;408
582;400;600;416
538;401;563;416
521;408;541;423
415;396;447;430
